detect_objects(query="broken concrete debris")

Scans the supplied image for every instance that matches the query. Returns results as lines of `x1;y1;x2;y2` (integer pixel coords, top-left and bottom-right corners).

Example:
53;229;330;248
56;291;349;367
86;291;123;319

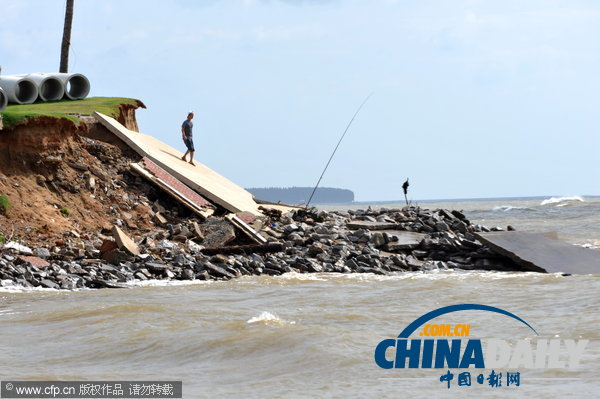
0;106;596;291
2;204;595;290
112;225;140;256
226;214;268;244
474;231;600;275
130;157;214;219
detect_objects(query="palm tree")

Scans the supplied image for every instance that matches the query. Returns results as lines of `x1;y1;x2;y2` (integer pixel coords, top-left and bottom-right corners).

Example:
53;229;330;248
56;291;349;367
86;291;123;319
59;0;74;73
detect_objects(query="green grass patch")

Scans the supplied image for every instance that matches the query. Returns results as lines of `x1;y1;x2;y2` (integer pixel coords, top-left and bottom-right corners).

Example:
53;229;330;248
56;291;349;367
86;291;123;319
0;97;140;128
0;195;11;216
60;207;71;216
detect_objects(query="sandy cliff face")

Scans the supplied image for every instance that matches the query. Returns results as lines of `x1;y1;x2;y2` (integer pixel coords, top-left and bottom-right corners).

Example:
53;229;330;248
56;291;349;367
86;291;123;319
0;117;84;165
0;105;160;246
116;100;146;132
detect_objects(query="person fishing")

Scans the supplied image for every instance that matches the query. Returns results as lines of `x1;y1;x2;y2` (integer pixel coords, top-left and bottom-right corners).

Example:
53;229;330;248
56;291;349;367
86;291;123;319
181;111;195;166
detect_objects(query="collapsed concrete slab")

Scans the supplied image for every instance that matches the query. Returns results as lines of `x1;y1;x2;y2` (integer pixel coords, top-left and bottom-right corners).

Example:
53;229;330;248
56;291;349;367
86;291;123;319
226;214;268;244
346;221;399;230
130;157;215;219
112;225;140;256
94;112;263;216
474;232;600;275
380;230;426;251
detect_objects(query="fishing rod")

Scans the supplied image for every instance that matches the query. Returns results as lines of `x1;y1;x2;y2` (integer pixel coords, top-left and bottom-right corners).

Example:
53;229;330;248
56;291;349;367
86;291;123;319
305;93;373;208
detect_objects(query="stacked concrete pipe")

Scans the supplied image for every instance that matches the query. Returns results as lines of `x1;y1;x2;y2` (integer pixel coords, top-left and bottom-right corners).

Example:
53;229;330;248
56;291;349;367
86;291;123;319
0;75;39;104
0;87;7;111
49;73;90;100
18;73;66;102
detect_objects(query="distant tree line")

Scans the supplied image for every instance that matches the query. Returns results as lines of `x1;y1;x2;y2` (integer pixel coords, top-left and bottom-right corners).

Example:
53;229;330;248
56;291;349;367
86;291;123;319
247;187;354;205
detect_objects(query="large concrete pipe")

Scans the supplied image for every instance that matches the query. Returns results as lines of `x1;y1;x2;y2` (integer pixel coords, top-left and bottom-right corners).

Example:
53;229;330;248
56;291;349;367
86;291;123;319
49;72;90;100
20;73;65;102
0;87;7;111
0;76;39;104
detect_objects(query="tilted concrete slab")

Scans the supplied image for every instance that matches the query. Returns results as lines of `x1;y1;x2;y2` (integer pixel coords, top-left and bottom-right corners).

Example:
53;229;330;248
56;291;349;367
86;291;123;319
346;221;399;230
94;112;262;216
130;161;215;220
381;230;426;251
112;225;140;256
475;232;600;275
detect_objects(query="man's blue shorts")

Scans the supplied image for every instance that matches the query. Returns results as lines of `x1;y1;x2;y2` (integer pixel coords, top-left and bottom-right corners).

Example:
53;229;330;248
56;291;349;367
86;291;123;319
184;137;195;151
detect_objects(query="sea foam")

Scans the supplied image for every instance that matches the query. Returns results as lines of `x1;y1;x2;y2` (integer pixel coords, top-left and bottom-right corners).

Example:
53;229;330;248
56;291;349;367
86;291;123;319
247;311;296;325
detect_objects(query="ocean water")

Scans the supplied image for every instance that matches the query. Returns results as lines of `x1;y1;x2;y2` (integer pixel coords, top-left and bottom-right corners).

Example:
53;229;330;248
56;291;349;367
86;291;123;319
0;196;598;398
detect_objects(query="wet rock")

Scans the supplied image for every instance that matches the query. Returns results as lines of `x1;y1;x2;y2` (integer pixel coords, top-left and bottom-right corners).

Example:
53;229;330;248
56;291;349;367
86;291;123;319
263;267;282;275
181;268;195;280
40;279;60;289
89;280;129;288
134;270;149;280
60;279;78;290
358;266;387;275
389;255;407;267
204;262;235;279
165;269;176;279
196;270;211;280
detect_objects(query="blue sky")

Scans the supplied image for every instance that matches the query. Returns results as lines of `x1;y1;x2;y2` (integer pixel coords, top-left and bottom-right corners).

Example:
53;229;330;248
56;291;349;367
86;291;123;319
1;0;599;201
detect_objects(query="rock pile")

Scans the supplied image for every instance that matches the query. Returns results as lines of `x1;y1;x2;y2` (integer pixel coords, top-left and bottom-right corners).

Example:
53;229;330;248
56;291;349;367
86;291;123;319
0;204;523;290
0;113;525;290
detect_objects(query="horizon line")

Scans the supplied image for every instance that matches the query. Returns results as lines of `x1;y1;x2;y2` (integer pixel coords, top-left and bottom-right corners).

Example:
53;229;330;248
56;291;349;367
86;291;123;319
324;194;599;205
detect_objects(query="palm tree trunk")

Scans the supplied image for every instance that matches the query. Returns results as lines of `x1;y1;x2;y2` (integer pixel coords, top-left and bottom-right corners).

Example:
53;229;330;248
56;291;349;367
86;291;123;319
59;0;74;73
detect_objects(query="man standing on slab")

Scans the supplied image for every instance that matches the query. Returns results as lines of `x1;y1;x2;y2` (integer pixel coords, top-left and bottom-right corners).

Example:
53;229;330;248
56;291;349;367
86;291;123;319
181;111;195;166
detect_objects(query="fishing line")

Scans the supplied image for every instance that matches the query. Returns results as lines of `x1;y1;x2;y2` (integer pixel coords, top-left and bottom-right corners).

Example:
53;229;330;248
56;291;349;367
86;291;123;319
305;93;373;208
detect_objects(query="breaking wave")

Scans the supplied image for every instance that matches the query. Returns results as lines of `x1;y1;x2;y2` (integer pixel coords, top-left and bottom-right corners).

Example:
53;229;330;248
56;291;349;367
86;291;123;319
540;196;584;206
125;279;212;288
0;280;63;293
492;205;530;212
246;311;296;326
